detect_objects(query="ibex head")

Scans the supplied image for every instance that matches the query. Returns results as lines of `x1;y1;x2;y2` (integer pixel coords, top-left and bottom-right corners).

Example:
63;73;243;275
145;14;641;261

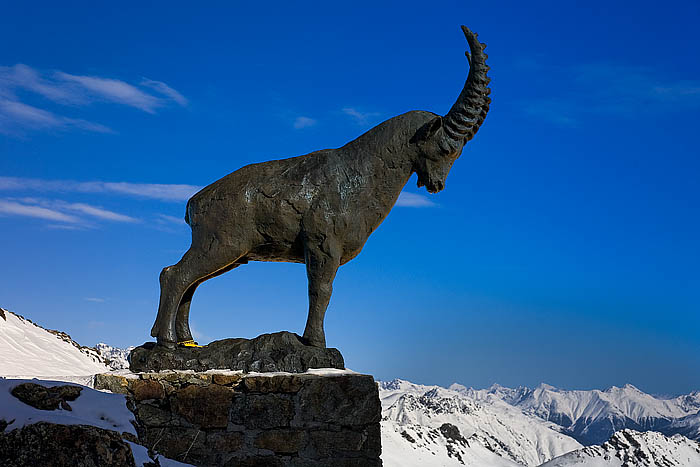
413;25;491;194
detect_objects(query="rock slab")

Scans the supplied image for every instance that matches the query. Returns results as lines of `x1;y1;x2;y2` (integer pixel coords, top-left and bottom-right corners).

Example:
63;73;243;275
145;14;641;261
96;370;382;466
0;422;136;467
11;382;82;411
129;331;345;373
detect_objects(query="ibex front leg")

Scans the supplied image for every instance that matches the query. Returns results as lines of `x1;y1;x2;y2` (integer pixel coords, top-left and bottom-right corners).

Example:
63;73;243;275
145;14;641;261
302;238;341;348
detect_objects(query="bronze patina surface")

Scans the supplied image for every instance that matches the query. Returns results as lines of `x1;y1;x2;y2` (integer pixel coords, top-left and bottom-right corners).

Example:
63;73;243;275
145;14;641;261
151;26;491;348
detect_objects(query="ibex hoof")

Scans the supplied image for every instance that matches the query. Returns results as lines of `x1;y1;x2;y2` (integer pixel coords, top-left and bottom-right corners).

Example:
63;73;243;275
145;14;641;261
302;334;326;348
156;337;177;350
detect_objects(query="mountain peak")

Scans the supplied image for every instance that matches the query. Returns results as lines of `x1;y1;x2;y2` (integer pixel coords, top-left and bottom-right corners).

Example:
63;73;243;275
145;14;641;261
448;382;469;392
605;383;642;393
536;382;558;391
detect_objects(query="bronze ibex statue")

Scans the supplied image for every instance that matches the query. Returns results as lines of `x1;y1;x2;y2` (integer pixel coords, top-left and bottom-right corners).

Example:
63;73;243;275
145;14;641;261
151;25;491;348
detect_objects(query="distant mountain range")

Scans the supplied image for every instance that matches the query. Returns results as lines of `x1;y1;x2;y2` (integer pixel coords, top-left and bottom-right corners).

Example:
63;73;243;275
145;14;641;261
380;379;700;466
2;306;699;466
450;381;700;445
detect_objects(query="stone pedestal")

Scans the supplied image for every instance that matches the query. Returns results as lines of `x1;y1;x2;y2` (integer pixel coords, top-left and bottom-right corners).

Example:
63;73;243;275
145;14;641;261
95;370;382;466
129;332;345;373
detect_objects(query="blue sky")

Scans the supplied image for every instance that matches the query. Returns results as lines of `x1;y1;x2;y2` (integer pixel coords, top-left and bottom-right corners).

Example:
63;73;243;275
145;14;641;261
1;1;698;395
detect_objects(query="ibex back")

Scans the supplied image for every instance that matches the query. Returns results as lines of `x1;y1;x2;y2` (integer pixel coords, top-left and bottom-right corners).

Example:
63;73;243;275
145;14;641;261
151;25;491;348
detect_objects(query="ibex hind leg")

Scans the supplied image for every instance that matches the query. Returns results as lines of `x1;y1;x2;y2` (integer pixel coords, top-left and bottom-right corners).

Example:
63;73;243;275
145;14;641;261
151;242;247;348
174;262;242;343
173;282;199;343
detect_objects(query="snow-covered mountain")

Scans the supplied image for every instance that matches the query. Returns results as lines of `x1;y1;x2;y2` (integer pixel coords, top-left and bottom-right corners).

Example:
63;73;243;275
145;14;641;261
0;306;136;375
450;382;700;445
94;342;134;370
381;379;700;466
380;379;582;466
540;429;700;467
0;307;109;382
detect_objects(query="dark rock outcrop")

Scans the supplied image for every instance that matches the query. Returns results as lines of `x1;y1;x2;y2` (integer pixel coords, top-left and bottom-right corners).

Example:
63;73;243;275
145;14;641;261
129;331;344;373
11;382;82;411
96;370;382;466
0;422;136;467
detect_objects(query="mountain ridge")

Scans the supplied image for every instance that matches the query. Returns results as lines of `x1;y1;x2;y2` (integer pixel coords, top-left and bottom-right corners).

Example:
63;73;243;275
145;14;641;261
447;378;700;445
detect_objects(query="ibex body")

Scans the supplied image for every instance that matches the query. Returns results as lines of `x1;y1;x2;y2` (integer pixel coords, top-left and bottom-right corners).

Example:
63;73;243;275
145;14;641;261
151;26;491;348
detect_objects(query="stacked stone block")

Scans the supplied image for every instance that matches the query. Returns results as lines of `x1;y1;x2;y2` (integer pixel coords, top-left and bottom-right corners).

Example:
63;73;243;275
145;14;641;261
95;371;382;466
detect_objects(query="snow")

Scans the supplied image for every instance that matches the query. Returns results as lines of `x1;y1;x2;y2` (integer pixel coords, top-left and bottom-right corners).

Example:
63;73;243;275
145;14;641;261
127;441;195;467
381;421;520;467
0;376;195;466
0;378;136;435
379;379;583;466
246;367;359;377
540;430;700;467
0;307;195;465
0;308;109;379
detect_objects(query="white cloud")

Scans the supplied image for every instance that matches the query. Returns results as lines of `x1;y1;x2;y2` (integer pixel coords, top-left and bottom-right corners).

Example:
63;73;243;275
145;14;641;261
0;64;186;134
0;64;78;103
0;99;112;134
140;78;188;106
0;177;201;202
293;116;317;129
396;191;436;208
0;99;61;127
84;297;106;303
98;181;201;201
55;72;163;113
0;197;138;226
0;199;81;223
45;223;88;231
57;201;139;223
342;107;381;125
157;213;185;224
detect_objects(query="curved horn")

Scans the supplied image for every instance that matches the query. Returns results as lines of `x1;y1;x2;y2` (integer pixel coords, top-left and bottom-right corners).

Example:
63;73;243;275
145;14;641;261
440;25;491;150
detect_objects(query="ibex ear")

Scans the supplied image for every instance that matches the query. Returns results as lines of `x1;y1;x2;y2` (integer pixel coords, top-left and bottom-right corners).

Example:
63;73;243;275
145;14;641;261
412;117;450;160
412;117;443;144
